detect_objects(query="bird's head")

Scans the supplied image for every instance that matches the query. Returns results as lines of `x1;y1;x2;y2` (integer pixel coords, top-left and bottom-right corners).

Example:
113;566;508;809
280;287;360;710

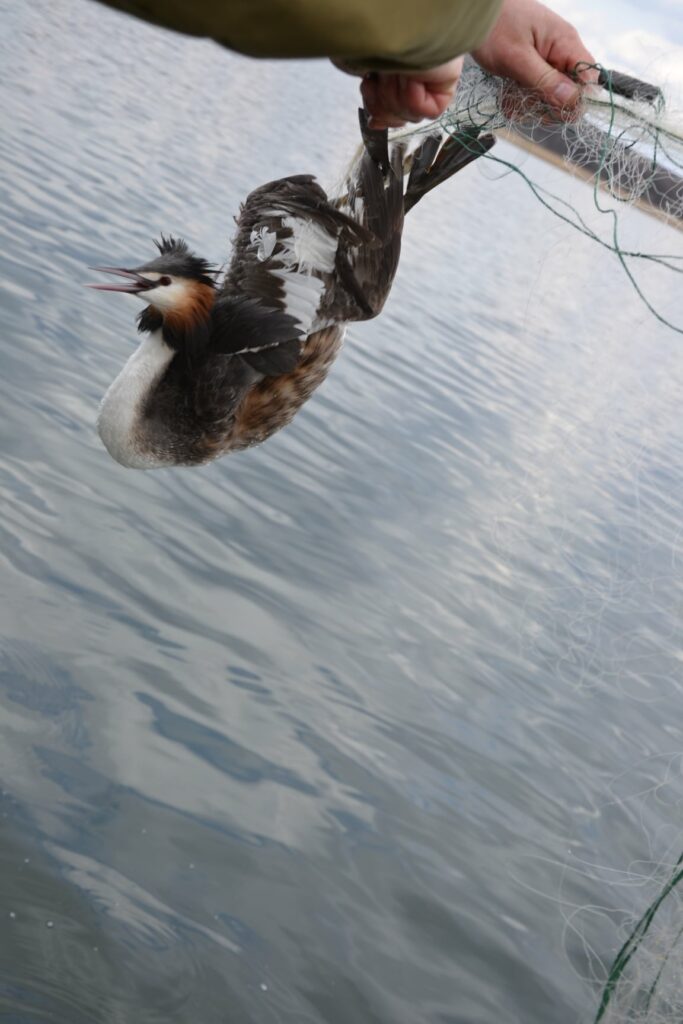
88;235;218;327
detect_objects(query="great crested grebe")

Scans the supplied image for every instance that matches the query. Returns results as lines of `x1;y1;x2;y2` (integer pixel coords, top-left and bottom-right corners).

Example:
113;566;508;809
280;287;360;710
89;115;494;468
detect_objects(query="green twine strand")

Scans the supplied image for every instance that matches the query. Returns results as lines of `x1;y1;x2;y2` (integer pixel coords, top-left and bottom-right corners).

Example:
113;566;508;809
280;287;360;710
594;852;683;1022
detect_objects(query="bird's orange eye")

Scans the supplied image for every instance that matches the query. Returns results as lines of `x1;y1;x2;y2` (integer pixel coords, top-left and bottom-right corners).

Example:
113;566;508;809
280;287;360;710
159;275;172;286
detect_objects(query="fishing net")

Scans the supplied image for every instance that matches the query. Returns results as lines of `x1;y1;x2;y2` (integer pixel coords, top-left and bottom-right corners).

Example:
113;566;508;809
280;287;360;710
594;855;683;1023
399;57;683;335
556;761;683;1024
399;59;683;1022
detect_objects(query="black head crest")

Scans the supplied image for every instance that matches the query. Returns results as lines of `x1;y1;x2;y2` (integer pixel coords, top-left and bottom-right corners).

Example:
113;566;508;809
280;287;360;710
154;234;188;257
138;235;219;287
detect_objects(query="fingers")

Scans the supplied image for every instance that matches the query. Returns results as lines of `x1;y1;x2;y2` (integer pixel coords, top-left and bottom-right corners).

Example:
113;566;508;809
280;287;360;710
548;32;600;86
521;32;600;115
361;75;420;129
472;0;599;119
360;59;463;130
504;46;581;111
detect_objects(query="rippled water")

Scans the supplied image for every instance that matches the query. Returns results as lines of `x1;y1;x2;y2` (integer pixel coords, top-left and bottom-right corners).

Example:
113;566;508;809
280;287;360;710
2;2;683;1022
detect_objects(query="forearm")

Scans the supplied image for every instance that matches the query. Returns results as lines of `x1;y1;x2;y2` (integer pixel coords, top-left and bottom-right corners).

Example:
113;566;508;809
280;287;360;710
94;0;502;70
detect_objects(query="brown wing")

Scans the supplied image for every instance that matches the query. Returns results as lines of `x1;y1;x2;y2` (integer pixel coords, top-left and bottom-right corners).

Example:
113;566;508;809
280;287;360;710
221;175;375;338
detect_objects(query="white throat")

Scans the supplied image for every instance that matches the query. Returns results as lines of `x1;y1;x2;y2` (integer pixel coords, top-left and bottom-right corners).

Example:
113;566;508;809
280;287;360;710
97;329;175;468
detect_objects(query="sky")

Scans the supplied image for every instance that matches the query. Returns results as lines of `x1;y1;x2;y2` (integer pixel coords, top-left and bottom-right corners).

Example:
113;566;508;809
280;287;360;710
550;0;683;95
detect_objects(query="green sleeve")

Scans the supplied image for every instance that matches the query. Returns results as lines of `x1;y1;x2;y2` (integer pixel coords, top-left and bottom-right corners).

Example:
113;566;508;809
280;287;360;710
94;0;502;70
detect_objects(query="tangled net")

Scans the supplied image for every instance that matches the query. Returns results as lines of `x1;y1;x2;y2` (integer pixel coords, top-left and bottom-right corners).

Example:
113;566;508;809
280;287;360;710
566;757;683;1024
400;61;683;1022
402;58;683;334
594;849;683;1023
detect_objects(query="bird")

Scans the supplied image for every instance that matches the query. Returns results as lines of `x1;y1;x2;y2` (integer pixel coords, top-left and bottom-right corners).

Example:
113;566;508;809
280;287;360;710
89;114;494;469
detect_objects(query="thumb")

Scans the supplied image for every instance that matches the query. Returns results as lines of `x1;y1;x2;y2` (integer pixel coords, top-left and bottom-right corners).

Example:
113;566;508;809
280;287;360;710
508;48;580;111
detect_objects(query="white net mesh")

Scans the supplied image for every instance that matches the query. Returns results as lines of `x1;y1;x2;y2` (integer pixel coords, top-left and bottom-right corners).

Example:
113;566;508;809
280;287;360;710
399;58;683;335
399;59;683;1022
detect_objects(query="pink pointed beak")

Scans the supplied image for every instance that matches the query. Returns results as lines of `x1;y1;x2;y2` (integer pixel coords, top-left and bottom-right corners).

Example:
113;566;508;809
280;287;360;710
86;267;155;293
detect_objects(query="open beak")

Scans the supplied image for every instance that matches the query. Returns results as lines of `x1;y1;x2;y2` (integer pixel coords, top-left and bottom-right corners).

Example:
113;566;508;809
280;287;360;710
86;267;155;293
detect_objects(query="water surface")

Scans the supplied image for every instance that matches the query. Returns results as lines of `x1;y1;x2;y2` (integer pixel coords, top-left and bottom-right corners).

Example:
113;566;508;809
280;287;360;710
1;2;683;1022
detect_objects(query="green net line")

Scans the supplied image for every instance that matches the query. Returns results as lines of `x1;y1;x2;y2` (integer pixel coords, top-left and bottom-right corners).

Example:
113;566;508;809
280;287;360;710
593;850;683;1022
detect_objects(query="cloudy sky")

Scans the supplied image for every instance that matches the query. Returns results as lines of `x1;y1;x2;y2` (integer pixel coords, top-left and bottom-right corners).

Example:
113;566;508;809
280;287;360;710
550;0;683;94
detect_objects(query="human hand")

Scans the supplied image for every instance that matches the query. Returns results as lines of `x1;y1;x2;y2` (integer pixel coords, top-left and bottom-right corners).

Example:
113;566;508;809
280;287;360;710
359;58;464;130
472;0;598;115
342;0;595;129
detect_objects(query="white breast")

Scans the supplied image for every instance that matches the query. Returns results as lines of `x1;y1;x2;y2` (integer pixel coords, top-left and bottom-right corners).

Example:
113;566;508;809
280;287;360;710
97;329;175;469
